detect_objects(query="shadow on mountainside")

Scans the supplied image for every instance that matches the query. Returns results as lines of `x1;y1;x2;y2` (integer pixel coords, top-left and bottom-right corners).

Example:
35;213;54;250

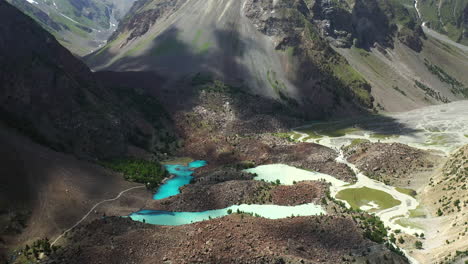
351;0;394;51
0;124;144;261
94;26;420;139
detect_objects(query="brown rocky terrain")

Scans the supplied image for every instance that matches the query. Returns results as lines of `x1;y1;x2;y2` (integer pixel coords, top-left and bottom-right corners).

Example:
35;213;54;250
146;180;268;212
3;1;464;264
167;82;356;182
144;176;328;212
0;124;145;263
269;182;328;206
343;140;443;187
44;215;408;264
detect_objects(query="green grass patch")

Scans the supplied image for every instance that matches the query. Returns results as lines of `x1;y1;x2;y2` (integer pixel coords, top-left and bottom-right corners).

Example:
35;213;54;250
152;38;186;57
191;29;212;54
332;63;372;106
272;132;297;142
298;123;361;138
409;206;427;218
94;33;128;57
346;138;369;148
336;187;401;210
303;134;323;141
292;133;302;140
370;133;398;140
395;218;424;230
49;13;89;38
161;157;194;166
424;59;467;98
196;42;212;54
395;187;417;197
192;29;203;46
423;134;452;146
284;46;295;57
266;70;287;95
389;214;406;221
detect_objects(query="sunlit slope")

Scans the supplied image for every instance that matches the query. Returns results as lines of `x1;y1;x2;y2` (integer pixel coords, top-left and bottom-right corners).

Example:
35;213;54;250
86;0;380;118
87;0;468;115
418;0;468;45
336;35;468;112
329;0;468;112
7;0;136;55
416;145;468;263
89;0;291;98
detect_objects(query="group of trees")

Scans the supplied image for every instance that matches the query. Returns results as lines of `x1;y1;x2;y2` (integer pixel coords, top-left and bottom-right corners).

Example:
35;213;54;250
18;238;59;261
101;159;168;190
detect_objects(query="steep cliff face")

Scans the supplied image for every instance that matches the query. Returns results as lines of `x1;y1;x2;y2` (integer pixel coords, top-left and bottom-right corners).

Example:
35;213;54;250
310;0;424;51
6;0;136;55
0;1;176;160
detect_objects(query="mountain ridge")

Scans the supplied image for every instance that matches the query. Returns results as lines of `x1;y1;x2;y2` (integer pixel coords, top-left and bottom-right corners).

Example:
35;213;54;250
0;0;176;160
6;0;137;55
86;0;468;116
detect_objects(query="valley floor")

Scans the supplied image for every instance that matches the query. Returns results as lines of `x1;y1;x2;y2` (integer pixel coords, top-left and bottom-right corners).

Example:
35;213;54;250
3;102;468;264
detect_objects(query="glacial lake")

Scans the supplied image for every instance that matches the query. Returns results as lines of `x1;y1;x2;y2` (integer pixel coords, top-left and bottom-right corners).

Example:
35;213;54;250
153;160;207;200
130;161;327;225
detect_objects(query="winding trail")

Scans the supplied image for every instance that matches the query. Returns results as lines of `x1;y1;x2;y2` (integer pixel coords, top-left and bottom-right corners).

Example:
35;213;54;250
51;185;145;246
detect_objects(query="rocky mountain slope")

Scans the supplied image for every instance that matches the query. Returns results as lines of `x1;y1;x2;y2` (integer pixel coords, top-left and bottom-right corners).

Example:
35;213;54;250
0;1;177;261
0;123;145;264
85;0;468;115
417;0;468;45
45;215;409;264
85;0;379;119
343;140;442;187
6;0;136;55
312;0;468;112
0;0;176;160
416;145;468;263
1;1;467;264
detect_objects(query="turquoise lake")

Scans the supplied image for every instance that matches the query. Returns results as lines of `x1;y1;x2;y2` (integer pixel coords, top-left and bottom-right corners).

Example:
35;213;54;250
130;204;325;225
129;161;327;226
153;160;207;200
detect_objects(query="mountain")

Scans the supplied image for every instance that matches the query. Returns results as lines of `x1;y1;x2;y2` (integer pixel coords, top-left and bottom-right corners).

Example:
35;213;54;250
1;1;468;264
86;0;378;119
85;0;468;114
0;0;176;160
319;0;468;111
0;1;177;261
417;0;468;45
418;145;468;263
6;0;136;55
